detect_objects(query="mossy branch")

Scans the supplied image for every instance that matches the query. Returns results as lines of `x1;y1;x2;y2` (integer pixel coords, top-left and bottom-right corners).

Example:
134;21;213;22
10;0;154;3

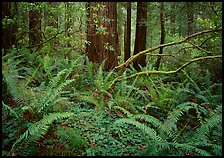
112;29;222;73
115;55;222;82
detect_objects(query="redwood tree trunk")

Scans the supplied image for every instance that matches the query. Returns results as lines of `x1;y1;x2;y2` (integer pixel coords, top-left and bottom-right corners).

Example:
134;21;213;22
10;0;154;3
29;3;42;51
124;2;131;62
86;2;118;70
133;2;147;71
155;2;165;70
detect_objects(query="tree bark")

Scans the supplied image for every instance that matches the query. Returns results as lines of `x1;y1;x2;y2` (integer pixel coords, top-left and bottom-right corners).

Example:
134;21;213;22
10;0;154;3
86;2;118;70
133;2;147;71
170;2;176;35
29;3;42;51
124;2;131;62
155;2;165;70
187;2;194;35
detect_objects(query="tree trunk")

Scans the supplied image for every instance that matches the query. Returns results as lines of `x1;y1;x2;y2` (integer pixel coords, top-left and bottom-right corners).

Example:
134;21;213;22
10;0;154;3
155;2;165;70
124;2;131;62
133;2;147;71
170;2;176;35
86;2;118;70
29;3;42;51
2;2;17;55
187;2;194;35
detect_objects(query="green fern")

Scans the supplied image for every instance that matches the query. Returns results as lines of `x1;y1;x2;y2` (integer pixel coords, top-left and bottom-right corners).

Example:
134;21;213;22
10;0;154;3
55;126;88;151
95;59;117;92
2;101;20;120
168;142;211;156
114;118;165;143
32;70;75;113
2;55;28;106
113;106;133;118
10;112;74;154
163;102;194;132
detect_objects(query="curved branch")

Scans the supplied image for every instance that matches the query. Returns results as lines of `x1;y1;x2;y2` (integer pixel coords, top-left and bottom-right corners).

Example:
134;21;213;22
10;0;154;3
115;55;222;82
114;29;222;72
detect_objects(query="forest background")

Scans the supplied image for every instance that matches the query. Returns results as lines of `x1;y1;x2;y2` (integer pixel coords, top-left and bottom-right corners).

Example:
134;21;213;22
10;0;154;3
2;2;222;156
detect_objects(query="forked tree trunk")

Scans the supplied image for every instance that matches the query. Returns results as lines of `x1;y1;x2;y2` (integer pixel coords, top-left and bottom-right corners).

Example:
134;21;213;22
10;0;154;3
86;2;118;70
133;2;147;71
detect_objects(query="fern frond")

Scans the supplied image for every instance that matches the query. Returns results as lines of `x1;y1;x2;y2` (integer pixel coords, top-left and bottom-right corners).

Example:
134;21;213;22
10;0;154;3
133;114;163;129
55;126;88;151
113;106;133;118
2;57;28;106
76;94;100;107
48;69;68;89
114;118;165;143
169;142;211;156
2;101;20;120
10;112;74;153
163;102;195;132
38;79;75;112
193;112;222;142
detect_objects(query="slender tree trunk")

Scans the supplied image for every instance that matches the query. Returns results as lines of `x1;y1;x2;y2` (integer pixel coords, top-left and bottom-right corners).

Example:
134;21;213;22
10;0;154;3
2;2;17;55
187;2;194;35
170;2;176;35
124;2;131;62
29;3;42;51
155;2;165;70
65;2;71;48
133;2;147;71
86;2;118;70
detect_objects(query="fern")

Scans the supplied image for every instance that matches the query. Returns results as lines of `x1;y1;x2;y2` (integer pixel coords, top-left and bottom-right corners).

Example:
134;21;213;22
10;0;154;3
163;102;194;132
55;126;88;151
2;101;20;120
113;106;133;118
168;142;211;156
35;70;75;113
95;59;117;92
10;112;74;154
114;118;165;143
2;55;28;106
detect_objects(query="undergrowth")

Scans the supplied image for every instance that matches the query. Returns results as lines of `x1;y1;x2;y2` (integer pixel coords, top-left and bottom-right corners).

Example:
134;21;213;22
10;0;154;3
2;47;222;156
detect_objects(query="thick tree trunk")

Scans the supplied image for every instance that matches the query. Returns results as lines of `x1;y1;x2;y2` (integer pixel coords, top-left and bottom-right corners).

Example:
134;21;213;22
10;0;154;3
124;2;131;62
133;2;147;71
155;2;165;70
29;3;42;51
187;2;194;35
86;2;118;70
2;2;17;55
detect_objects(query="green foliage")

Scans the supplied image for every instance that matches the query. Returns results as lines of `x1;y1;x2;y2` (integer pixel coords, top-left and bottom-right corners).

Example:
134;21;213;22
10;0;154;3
2;2;222;156
55;126;88;151
10;112;74;155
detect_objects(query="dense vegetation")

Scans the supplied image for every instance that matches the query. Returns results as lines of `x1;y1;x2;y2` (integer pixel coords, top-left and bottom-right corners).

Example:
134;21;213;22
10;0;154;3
2;2;222;156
